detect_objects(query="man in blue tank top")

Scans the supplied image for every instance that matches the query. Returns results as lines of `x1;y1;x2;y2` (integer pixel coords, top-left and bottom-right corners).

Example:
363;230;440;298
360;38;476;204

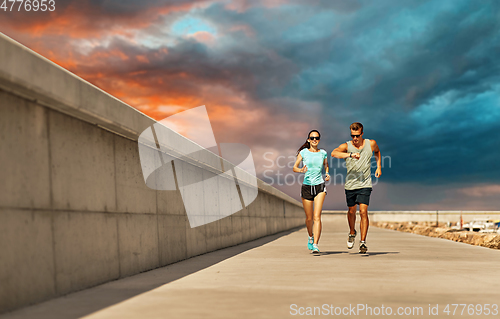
331;122;382;254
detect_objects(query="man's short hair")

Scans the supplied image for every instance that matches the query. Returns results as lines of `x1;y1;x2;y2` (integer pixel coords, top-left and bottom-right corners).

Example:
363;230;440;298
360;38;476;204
350;122;363;133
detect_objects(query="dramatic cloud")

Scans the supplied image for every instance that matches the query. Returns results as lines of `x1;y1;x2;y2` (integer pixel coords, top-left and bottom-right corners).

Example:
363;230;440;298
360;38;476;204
1;0;499;209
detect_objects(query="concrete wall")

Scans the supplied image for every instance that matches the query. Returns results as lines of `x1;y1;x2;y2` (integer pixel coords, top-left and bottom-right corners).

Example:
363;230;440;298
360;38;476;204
0;33;305;314
324;211;500;223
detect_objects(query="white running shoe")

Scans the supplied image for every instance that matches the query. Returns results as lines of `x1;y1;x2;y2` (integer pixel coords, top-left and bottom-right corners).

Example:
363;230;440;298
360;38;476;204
347;230;357;249
359;241;368;254
312;244;320;253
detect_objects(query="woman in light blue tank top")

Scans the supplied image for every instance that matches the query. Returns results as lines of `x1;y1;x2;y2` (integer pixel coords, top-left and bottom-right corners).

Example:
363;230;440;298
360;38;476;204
293;130;330;253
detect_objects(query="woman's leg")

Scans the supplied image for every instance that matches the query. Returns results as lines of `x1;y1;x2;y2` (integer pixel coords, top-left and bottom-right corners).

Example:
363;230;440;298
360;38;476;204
302;198;314;237
312;192;326;244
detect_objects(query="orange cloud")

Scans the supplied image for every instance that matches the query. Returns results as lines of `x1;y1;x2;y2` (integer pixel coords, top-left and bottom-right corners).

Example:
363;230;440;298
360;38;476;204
189;31;216;45
0;0;210;40
458;185;500;197
0;0;313;170
136;55;150;63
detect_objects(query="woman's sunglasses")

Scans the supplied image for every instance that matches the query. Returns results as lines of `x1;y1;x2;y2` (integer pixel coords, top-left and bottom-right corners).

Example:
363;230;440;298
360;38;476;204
308;136;320;140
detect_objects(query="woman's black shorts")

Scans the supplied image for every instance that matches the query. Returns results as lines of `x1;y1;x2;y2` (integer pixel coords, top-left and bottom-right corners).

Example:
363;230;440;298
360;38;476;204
301;183;327;201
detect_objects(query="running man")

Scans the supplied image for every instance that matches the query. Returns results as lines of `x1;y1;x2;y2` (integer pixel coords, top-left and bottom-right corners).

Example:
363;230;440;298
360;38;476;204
331;122;381;253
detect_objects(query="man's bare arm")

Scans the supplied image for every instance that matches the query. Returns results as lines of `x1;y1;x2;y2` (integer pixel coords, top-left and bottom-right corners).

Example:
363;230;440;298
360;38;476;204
371;139;382;178
331;143;359;159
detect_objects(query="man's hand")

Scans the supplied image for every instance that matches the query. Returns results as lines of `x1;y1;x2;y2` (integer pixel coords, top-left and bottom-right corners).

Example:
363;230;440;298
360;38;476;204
325;173;330;181
351;153;361;160
300;165;307;173
375;167;382;178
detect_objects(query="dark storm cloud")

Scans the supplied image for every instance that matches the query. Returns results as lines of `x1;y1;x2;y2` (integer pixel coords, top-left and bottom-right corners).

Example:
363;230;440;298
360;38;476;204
198;0;500;186
71;34;299;105
0;0;208;37
96;0;205;13
2;0;499;202
131;0;500;187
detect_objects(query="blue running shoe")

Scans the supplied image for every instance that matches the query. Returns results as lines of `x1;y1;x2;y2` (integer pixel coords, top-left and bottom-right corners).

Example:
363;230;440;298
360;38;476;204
307;236;314;250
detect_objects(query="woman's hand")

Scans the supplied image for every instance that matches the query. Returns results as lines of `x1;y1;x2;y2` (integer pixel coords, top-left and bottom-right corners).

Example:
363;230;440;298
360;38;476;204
300;165;307;173
325;173;330;181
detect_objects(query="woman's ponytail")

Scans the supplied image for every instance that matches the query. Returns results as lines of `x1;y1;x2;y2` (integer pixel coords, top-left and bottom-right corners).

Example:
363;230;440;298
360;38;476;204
296;141;310;155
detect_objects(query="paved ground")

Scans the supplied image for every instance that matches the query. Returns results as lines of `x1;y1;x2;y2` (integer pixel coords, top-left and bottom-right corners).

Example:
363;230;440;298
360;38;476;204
3;215;500;319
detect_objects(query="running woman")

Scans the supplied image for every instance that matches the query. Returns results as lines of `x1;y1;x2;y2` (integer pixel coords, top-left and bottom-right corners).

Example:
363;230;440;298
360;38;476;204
331;122;381;254
293;130;330;254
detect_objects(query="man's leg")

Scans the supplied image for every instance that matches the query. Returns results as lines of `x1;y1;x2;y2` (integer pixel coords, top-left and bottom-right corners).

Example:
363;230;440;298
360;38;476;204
359;203;369;241
347;205;357;235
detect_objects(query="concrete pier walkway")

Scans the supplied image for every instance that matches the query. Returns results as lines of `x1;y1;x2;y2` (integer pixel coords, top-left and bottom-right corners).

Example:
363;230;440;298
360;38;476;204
2;215;500;319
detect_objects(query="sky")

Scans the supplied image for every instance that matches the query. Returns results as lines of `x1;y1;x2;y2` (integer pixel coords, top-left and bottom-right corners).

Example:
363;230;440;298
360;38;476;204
1;0;499;210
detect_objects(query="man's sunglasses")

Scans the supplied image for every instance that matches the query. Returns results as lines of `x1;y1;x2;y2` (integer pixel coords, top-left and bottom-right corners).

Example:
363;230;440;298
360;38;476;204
308;136;320;140
351;134;361;138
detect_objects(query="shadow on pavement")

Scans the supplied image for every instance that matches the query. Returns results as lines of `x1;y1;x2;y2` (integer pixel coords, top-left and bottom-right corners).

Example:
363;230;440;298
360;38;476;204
1;226;303;319
312;251;400;257
360;252;400;256
311;251;348;256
